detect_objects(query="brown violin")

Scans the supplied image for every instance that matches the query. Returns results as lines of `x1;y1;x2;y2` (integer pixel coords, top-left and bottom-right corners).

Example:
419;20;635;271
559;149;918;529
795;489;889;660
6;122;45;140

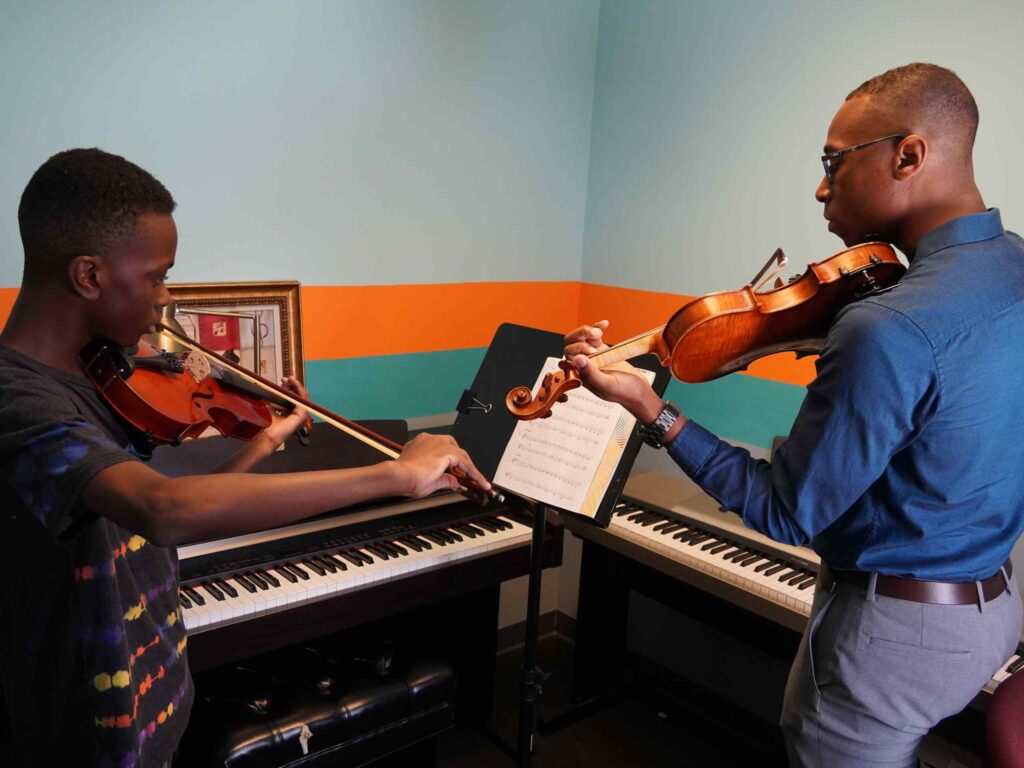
80;324;503;505
506;242;905;420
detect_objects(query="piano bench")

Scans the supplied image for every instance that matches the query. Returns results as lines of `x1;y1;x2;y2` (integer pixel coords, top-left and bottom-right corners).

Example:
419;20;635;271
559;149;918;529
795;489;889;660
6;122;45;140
178;656;456;768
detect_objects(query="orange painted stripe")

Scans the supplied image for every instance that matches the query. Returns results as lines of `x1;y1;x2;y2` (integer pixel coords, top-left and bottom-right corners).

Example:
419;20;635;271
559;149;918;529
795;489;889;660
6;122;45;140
0;281;813;386
301;282;581;360
0;288;16;329
579;282;817;387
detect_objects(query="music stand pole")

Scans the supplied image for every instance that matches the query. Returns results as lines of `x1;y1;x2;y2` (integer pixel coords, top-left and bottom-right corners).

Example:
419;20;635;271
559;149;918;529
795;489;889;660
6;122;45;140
516;498;547;767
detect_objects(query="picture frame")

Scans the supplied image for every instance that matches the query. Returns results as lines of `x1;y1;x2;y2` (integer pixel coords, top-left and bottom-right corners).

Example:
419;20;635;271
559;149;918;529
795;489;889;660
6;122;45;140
166;280;305;384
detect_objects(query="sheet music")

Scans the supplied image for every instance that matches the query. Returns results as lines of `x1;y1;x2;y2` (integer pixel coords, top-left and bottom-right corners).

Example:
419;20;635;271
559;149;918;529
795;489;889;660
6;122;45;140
494;357;655;517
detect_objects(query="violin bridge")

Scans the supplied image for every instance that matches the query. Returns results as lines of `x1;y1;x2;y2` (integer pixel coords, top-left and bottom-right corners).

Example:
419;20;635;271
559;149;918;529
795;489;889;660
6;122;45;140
750;247;788;292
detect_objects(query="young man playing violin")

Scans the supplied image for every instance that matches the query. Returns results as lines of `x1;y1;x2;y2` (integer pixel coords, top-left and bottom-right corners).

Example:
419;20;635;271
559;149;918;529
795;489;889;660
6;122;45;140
0;148;492;768
565;63;1024;767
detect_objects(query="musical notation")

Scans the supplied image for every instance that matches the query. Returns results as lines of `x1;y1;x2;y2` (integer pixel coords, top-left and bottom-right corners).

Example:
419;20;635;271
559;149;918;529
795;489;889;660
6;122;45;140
494;357;654;516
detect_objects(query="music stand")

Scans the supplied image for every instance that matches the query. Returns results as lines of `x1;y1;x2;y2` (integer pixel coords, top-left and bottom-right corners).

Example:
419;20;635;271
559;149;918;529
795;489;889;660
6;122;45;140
451;323;667;766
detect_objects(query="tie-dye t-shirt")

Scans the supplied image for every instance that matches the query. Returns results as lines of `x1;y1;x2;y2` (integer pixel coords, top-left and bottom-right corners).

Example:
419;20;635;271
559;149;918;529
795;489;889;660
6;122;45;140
0;345;192;767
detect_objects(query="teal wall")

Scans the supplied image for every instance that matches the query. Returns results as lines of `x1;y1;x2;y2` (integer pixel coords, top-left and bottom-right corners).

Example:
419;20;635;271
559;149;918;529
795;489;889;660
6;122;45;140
5;1;1024;447
583;0;1024;294
0;1;599;286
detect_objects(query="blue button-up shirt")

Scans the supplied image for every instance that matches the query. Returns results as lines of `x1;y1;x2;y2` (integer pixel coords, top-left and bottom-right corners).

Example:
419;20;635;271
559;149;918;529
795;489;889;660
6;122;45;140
668;209;1024;581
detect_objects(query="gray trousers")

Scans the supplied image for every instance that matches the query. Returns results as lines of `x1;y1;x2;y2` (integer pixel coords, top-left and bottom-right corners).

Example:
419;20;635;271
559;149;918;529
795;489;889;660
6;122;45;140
780;572;1023;768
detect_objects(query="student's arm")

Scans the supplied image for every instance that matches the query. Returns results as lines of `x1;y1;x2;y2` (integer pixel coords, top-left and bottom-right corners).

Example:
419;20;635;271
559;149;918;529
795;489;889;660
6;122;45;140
82;432;489;546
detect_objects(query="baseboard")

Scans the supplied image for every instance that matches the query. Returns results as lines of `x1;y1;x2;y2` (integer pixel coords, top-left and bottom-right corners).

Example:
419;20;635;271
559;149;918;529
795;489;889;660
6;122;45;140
496;610;576;654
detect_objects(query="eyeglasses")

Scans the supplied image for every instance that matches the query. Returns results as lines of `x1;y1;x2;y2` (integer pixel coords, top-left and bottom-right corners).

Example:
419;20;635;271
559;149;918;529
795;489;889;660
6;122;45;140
821;134;906;182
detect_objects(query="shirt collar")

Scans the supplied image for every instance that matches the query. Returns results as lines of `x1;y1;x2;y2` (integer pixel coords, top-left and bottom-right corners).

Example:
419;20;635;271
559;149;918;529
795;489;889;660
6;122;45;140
910;208;1005;262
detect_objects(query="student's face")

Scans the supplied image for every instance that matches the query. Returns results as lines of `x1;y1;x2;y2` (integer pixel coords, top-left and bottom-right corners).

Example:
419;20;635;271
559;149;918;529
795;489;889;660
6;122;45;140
815;96;903;248
93;212;176;347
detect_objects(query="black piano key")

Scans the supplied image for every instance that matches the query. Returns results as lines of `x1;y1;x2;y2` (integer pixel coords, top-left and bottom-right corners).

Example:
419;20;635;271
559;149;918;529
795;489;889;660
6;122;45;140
451;524;479;538
303;559;327;576
494;516;515;530
423;532;448;546
1005;656;1024;674
628;510;656;523
462;523;487;536
640;515;668;528
286;563;311;580
365;545;390;560
775;569;798;582
738;554;765;567
315;556;338;574
764;563;789;577
374;542;398;558
719;547;744;559
179;593;192;609
410;535;433;549
798;575;818;590
442;528;464;542
234;574;259;592
651;519;678;532
686;533;714;546
398;537;423;552
613;504;635;517
387;541;408;556
200;582;225;601
700;538;726;552
672;528;699;541
273;566;298;584
471;518;499;532
354;548;376;564
337;551;364;567
247;571;270;589
183;586;205;606
754;560;778;573
786;571;809;585
708;541;735;555
216;579;239;598
325;554;348;571
257;569;280;587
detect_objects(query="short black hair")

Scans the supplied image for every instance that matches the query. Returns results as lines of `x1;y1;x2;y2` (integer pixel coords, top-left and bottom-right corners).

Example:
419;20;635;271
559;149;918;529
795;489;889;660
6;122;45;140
18;148;176;281
847;63;978;160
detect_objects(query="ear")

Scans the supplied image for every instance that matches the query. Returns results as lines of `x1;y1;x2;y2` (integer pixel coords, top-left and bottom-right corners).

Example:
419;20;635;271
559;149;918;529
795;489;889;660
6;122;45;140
894;134;927;181
68;255;103;300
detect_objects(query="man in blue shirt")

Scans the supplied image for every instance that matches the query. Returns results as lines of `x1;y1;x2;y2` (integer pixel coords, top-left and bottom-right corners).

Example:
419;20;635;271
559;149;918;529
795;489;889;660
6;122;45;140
565;63;1024;767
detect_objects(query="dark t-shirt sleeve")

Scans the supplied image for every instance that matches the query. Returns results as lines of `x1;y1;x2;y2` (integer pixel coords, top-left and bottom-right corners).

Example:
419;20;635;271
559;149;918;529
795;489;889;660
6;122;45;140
0;385;138;538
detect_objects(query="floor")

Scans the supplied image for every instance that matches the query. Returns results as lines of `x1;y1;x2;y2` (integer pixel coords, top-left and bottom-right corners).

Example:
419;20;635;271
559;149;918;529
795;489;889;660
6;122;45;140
436;634;772;768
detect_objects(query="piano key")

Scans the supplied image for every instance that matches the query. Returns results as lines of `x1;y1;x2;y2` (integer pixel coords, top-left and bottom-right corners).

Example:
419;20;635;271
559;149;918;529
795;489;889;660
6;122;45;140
181;511;533;634
201;583;225;601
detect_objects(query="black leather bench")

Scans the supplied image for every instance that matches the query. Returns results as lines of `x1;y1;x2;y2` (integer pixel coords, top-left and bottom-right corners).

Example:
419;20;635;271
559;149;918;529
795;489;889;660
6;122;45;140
176;642;455;767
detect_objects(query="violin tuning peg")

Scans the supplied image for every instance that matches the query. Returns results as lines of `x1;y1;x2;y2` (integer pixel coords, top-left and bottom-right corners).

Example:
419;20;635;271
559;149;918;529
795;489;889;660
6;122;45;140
542;411;553;419
557;394;569;403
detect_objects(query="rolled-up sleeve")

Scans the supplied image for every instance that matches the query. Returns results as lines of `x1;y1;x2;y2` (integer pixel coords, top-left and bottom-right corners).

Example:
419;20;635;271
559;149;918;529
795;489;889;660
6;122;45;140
667;300;939;546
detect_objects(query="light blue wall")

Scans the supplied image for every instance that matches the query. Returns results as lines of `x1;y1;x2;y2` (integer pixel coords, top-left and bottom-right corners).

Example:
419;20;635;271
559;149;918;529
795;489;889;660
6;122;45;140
0;0;599;287
583;0;1024;294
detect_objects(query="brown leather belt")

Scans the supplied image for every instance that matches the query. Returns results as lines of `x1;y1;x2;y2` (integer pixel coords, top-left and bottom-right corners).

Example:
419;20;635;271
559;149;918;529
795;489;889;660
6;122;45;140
818;560;1012;605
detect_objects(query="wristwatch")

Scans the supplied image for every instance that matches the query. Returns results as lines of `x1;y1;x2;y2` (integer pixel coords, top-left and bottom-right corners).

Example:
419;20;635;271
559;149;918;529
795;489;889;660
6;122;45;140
637;400;681;449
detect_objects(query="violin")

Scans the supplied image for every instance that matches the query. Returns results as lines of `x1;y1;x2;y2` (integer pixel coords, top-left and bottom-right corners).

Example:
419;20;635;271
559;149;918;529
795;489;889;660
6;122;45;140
506;242;905;420
80;324;503;505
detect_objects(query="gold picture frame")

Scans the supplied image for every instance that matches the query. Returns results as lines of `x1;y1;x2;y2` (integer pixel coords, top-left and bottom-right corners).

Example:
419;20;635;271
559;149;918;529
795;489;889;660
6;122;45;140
166;280;305;384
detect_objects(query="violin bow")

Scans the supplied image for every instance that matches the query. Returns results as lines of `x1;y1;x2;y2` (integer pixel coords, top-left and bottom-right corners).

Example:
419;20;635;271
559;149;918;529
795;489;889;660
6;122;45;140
155;322;504;504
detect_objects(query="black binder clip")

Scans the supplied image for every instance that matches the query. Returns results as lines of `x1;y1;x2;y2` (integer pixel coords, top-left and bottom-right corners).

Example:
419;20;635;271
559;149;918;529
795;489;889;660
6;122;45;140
456;390;492;415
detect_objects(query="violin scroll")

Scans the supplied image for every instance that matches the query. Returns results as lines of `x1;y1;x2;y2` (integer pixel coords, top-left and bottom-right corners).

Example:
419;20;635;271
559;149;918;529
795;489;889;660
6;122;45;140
504;359;579;420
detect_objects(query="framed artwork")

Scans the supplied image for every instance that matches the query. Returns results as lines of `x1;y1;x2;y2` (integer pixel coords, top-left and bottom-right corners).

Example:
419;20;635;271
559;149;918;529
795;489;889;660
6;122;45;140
166;281;304;384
